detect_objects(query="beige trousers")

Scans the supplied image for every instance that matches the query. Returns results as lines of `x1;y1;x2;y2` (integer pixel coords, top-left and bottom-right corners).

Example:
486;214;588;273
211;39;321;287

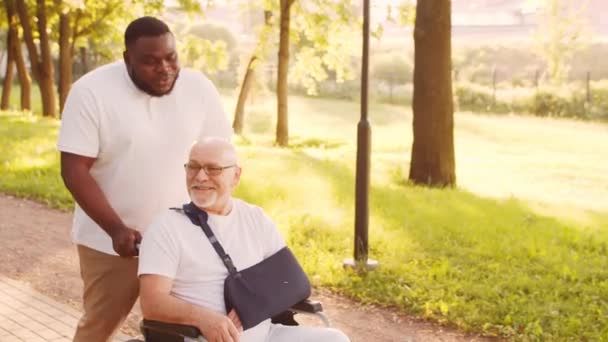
73;245;139;342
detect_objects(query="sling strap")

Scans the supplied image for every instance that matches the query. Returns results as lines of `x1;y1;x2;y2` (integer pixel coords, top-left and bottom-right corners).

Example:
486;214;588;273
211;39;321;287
172;203;238;275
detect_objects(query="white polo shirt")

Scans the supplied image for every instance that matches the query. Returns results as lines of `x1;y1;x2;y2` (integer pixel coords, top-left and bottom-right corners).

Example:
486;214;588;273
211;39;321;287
57;61;232;255
138;199;286;341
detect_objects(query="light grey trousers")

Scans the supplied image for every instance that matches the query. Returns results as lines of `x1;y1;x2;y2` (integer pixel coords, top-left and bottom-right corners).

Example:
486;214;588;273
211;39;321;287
187;324;350;342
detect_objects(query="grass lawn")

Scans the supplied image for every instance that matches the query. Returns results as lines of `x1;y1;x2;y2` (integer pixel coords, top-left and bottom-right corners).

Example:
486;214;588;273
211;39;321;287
1;93;607;340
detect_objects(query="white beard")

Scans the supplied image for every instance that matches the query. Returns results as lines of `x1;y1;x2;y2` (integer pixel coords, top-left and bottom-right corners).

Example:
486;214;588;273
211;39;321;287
190;190;217;210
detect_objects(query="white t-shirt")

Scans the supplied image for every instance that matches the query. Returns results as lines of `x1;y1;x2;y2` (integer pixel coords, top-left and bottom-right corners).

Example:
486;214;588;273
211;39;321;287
138;198;286;342
57;61;232;255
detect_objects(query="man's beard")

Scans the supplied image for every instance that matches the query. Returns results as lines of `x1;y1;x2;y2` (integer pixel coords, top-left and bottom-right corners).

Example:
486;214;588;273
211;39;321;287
128;66;179;97
190;189;217;210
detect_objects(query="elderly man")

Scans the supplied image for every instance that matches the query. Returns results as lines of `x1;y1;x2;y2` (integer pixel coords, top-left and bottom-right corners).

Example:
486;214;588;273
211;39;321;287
138;138;350;342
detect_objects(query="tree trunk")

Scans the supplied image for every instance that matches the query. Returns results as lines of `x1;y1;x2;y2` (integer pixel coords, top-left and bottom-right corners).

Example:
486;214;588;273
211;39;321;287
233;56;256;134
58;10;73;113
1;33;15;110
10;28;31;111
36;0;57;117
233;10;272;135
80;46;89;74
14;39;32;111
15;0;40;83
5;0;30;111
276;0;294;147
408;0;456;186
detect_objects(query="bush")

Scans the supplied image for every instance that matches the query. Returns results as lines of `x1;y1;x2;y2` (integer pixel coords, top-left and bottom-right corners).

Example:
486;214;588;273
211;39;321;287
588;84;608;121
454;83;498;112
532;90;585;118
453;82;606;120
453;42;608;85
371;53;413;85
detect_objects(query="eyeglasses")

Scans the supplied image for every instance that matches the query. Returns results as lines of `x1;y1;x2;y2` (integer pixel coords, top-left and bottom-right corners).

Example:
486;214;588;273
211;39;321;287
184;163;236;176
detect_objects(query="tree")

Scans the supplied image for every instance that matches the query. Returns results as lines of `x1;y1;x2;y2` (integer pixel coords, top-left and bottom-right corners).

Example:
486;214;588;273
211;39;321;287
1;16;15;110
409;0;455;186
1;0;31;111
229;0;357;144
276;0;357;146
232;10;272;135
276;0;295;147
532;0;590;85
15;0;57;117
232;54;257;134
57;0;72;113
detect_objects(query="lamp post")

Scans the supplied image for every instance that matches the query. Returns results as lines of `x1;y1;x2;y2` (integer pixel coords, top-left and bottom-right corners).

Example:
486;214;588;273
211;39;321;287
344;0;377;270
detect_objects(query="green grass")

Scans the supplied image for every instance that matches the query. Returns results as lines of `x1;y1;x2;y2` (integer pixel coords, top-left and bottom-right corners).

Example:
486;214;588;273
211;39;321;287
2;93;608;340
0;111;72;208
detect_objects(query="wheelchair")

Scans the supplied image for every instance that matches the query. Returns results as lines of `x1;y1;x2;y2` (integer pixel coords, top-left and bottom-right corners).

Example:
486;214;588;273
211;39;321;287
128;299;329;342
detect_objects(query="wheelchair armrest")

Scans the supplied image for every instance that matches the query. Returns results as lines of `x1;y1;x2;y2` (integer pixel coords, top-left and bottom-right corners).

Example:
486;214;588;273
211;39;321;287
142;319;201;339
291;299;323;313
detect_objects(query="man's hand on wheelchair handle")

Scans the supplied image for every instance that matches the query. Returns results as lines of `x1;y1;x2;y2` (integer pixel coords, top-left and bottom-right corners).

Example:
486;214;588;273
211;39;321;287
110;226;142;257
198;310;241;342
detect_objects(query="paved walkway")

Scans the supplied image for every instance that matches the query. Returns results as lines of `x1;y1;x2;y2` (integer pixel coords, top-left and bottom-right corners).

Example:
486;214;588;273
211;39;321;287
0;276;132;342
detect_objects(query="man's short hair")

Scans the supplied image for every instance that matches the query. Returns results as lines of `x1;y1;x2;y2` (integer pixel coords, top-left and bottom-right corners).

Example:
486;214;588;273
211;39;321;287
124;16;171;48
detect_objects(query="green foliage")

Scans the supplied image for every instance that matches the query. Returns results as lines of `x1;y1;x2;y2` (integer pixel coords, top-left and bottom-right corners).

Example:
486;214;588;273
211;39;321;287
186;22;237;52
454;83;501;112
533;0;591;85
173;21;240;82
173;0;203;15
532;90;586;118
452;42;608;86
452;45;540;86
388;1;415;26
288;0;360;95
588;81;608;120
371;53;412;86
454;82;608;121
178;35;229;74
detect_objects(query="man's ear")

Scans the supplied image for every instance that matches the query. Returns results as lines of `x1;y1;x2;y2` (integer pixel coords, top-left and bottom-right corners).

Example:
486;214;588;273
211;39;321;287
123;50;130;67
232;166;242;187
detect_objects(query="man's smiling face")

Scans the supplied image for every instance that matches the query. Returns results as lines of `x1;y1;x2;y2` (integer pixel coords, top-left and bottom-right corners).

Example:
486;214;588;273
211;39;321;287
185;139;241;215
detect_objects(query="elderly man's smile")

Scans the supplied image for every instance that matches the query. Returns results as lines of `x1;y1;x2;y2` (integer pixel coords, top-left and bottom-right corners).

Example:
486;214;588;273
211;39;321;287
192;185;214;191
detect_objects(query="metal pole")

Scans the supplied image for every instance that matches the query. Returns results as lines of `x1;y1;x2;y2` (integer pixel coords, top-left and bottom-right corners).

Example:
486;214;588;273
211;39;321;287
492;66;497;107
586;71;591;103
345;0;377;270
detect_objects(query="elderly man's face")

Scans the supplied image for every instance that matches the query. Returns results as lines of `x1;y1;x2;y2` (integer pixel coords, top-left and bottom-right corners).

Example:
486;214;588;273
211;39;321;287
185;141;240;215
124;33;179;96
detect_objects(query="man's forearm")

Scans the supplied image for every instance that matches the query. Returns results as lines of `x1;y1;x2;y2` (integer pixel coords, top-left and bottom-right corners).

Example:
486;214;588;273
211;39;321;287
141;292;217;330
61;159;127;237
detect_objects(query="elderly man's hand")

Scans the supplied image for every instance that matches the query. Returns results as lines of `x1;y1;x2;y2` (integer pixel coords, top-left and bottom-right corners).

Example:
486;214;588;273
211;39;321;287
198;310;240;342
227;309;243;332
110;226;142;257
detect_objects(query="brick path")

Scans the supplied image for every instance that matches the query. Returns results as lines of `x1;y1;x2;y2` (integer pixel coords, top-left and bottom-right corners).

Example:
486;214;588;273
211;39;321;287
0;276;133;342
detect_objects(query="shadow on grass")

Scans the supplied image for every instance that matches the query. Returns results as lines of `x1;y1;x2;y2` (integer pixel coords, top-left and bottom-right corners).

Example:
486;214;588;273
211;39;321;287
238;149;608;339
